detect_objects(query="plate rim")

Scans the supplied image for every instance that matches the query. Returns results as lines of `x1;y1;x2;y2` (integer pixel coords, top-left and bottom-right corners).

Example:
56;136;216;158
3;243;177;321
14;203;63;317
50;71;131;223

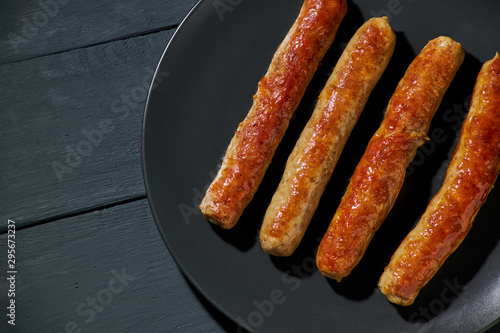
140;0;249;330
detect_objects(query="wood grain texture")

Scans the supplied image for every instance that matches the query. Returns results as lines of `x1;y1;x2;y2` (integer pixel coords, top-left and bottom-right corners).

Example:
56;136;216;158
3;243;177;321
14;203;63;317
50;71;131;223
0;29;174;231
0;199;237;332
0;0;199;64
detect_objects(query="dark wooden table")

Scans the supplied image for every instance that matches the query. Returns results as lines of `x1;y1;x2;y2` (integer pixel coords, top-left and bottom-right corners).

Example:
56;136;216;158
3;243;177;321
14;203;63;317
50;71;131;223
1;1;499;332
0;0;242;331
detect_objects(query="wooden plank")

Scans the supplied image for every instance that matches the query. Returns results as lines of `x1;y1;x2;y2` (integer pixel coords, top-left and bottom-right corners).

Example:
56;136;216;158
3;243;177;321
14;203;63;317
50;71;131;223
0;29;174;230
0;0;199;64
0;199;241;332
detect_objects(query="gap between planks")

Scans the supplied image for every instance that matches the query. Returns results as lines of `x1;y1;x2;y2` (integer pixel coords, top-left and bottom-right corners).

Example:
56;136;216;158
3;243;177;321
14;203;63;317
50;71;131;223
4;24;179;66
0;195;148;235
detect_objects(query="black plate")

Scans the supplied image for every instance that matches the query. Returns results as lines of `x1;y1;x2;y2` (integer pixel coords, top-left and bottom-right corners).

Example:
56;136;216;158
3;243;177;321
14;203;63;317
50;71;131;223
142;1;500;332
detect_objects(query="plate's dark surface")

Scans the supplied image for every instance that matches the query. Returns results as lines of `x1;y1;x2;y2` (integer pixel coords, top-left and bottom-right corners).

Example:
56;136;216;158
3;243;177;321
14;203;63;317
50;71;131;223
142;1;500;332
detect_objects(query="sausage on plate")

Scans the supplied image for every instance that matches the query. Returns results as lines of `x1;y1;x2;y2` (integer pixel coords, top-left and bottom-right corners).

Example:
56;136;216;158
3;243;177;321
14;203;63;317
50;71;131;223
260;17;396;256
199;0;348;229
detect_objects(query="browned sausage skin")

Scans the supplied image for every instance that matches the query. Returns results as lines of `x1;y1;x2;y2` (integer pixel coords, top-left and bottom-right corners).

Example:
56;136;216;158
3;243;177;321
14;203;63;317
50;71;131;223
316;37;464;282
259;17;396;256
199;0;348;229
379;53;500;306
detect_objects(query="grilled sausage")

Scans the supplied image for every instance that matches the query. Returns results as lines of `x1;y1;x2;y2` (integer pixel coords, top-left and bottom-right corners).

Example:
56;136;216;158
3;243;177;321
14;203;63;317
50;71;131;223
259;17;396;256
378;53;500;306
316;36;465;281
199;0;348;229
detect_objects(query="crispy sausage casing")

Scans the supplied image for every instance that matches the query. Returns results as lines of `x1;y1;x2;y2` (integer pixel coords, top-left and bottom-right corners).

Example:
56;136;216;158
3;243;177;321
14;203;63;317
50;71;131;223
259;17;396;256
199;0;348;229
378;53;500;306
316;37;464;281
